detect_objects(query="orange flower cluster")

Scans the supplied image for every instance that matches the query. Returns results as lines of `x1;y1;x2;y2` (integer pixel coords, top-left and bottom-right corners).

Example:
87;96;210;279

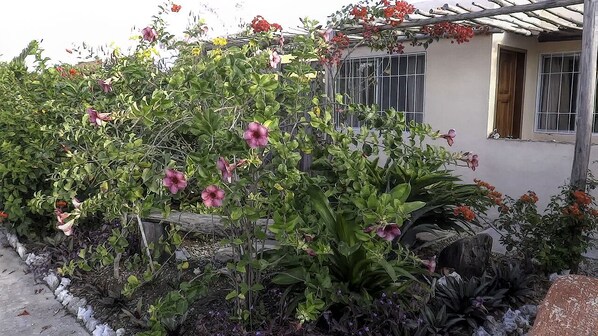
519;191;539;204
171;4;181;12
474;179;503;206
454;205;475;221
572;190;592;206
55;200;68;208
562;203;583;220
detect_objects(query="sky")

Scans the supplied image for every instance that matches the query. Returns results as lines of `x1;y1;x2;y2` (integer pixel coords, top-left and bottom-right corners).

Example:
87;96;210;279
0;0;442;64
0;0;357;64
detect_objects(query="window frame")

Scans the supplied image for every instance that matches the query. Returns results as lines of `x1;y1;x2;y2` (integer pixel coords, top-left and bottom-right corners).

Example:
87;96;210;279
534;51;586;134
334;52;427;128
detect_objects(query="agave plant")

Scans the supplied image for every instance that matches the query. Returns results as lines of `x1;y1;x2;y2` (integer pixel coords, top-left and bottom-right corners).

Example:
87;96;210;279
490;261;535;305
431;273;507;333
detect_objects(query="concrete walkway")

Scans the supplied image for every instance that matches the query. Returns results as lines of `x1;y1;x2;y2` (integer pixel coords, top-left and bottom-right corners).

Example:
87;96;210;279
0;235;89;335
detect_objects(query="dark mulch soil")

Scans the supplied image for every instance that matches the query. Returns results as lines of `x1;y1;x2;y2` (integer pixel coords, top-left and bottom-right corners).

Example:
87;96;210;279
22;224;563;335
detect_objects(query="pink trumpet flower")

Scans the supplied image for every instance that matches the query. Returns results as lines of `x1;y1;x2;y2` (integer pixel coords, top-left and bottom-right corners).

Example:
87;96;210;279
87;108;112;126
163;169;188;194
216;157;246;183
440;129;456;146
142;26;158;42
243;122;269;148
201;185;225;208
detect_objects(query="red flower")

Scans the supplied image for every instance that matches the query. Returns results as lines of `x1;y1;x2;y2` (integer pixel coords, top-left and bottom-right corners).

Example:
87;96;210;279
201;185;225;208
0;211;8;220
171;4;181;12
440;129;456;146
251;16;271;33
55;200;68;208
351;6;368;19
454;205;475;221
69;69;77;76
163;169;188;194
243;122;269;148
271;23;283;31
382;0;415;26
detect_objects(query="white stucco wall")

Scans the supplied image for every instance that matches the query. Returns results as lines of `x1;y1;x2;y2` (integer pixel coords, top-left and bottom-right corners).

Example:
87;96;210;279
345;33;598;207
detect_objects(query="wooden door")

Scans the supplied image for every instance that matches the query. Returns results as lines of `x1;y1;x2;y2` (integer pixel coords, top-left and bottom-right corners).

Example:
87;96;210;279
495;49;524;138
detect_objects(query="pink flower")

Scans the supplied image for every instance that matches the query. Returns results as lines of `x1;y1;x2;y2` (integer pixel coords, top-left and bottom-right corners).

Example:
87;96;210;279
320;27;333;42
72;197;82;209
304;248;317;257
201;185;225;208
422;256;436;274
269;50;281;69
142;26;157;43
216;157;246;183
376;224;401;241
440;129;456;146
55;208;73;236
243;122;269;148
87;108;112;126
98;79;112;93
163;169;188;194
463;152;479;171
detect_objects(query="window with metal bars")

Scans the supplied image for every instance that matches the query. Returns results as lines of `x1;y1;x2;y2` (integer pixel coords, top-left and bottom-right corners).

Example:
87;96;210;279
536;52;597;133
335;53;425;127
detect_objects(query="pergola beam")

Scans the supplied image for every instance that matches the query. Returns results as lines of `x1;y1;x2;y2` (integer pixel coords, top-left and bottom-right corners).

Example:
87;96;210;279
344;0;583;34
571;0;598;189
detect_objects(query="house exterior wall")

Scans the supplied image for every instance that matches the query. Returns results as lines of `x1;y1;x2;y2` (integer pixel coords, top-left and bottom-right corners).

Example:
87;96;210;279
345;32;598;207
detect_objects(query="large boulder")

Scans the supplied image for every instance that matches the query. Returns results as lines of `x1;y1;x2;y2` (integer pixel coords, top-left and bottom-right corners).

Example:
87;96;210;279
436;233;492;278
530;275;598;335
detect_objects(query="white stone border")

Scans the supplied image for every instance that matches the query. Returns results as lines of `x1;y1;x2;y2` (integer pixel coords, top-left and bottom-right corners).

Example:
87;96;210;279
0;229;125;336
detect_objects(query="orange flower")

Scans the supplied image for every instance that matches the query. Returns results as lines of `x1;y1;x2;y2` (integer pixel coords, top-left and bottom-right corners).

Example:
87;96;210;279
0;211;8;219
572;190;592;206
519;191;538;204
69;68;77;76
171;4;181;12
55;200;68;208
562;203;583;219
454;205;475;221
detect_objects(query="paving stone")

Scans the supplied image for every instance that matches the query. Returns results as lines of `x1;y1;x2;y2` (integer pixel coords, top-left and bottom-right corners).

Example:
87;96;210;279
530;275;598;336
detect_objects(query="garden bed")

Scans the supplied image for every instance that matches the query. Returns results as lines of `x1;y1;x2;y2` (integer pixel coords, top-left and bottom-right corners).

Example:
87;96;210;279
22;222;591;336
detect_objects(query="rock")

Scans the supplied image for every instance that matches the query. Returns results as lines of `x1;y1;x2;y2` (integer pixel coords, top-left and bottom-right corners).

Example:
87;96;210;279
78;306;93;322
530;275;598;335
503;309;521;332
472;326;491;336
437;233;492;278
7;233;18;249
60;277;71;287
483;316;507;336
438;271;462;287
116;328;126;336
519;304;538;319
16;242;27;259
61;293;74;306
44;273;60;290
86;318;99;332
175;248;190;261
67;297;86;315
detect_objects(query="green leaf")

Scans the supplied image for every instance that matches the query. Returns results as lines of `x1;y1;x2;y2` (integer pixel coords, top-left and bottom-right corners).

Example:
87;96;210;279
390;183;411;203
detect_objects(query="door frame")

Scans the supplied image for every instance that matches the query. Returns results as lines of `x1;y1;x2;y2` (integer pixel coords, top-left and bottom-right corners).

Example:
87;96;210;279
494;45;527;139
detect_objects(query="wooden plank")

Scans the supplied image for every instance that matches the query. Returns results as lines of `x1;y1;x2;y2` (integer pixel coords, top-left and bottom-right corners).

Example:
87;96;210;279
571;0;598;189
143;211;272;237
344;0;583;34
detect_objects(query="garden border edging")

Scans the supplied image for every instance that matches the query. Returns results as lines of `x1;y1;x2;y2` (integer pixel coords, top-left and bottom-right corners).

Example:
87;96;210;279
0;228;125;336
